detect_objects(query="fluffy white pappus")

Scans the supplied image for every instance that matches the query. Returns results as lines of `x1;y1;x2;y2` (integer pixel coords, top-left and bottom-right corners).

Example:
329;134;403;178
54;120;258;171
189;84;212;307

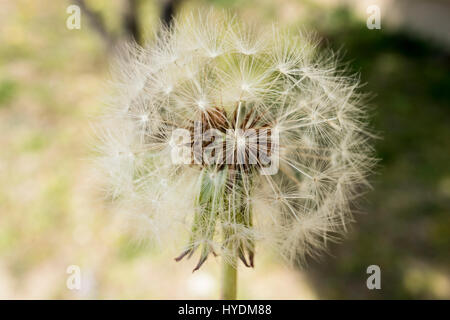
93;10;375;270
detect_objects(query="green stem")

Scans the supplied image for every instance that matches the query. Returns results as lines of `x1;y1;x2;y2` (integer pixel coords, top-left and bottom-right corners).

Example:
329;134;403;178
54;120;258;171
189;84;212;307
221;254;237;300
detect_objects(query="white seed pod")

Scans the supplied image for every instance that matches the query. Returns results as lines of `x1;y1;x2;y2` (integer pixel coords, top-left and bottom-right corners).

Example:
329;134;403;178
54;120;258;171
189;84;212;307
94;10;375;270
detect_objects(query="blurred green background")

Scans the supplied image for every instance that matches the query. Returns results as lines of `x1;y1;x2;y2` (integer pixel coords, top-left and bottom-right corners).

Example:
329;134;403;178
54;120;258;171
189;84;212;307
0;0;449;299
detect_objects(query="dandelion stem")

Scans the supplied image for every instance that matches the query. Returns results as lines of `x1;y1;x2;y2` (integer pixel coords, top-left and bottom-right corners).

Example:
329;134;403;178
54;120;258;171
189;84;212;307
221;253;237;300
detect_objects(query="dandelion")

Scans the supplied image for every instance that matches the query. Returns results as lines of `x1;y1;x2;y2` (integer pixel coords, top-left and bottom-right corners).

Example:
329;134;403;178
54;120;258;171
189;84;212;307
94;10;375;299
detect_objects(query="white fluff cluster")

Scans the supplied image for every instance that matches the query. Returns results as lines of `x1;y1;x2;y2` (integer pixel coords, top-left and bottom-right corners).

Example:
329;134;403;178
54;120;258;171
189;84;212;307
94;11;374;270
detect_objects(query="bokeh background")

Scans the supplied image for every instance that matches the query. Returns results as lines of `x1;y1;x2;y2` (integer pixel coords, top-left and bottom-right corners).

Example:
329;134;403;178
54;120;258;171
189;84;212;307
0;0;449;299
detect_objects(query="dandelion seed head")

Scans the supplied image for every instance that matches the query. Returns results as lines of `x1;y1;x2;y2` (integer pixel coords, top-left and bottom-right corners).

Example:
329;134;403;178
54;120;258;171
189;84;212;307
94;10;375;269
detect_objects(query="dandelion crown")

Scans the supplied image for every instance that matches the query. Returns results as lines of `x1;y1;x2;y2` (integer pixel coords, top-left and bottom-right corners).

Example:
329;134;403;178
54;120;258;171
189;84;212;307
95;11;374;273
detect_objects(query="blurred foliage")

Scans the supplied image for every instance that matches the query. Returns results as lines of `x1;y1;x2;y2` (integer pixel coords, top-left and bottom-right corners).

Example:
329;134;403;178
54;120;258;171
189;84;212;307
303;6;450;299
0;80;18;106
